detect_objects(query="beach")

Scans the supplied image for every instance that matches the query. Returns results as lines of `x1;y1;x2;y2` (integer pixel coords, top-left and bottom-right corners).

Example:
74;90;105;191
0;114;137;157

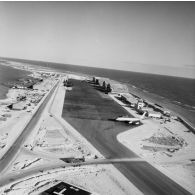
0;63;31;100
4;57;194;129
126;83;195;130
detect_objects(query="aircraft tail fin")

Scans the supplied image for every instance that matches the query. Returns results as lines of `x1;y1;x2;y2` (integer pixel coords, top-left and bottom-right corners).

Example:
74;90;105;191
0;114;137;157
141;112;147;120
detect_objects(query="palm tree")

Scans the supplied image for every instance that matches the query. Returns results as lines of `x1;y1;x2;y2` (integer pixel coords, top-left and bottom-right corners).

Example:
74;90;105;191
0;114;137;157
106;83;112;92
102;81;106;89
95;79;100;85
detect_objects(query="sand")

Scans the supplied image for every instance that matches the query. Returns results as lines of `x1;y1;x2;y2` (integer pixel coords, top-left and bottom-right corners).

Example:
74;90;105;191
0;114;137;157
0;75;142;195
0;71;58;171
0;164;143;195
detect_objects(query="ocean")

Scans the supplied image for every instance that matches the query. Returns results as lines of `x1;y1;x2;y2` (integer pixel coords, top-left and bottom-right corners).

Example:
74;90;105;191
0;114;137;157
0;64;30;99
12;58;194;106
1;58;195;126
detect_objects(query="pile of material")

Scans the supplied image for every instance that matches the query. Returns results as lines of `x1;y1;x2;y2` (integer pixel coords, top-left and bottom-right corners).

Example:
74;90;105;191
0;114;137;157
144;134;186;147
142;129;187;154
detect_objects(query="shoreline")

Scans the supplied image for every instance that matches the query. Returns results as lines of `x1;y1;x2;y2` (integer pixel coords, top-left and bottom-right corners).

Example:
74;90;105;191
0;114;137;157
107;83;195;193
0;85;9;100
0;60;194;194
2;59;195;131
95;75;195;133
0;63;32;102
125;83;195;132
1;60;195;133
70;72;195;132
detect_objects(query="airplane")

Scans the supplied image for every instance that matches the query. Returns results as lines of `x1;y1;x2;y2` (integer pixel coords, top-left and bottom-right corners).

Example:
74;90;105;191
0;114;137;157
115;112;146;125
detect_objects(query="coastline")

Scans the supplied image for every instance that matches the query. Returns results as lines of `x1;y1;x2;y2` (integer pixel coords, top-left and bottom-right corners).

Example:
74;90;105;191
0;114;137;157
0;60;194;194
95;75;195;133
125;83;195;132
0;63;32;102
1;60;194;132
0;85;9;100
106;80;195;193
2;58;194;130
65;71;195;131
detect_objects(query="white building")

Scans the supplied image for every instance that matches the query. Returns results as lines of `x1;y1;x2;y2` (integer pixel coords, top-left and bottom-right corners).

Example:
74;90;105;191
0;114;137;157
137;101;145;109
147;111;162;119
12;102;26;110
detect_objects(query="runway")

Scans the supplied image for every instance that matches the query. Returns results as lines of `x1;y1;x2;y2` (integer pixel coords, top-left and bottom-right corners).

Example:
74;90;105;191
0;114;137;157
63;79;191;195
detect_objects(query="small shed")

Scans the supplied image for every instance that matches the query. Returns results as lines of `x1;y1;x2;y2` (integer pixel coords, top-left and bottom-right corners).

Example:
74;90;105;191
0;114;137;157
120;93;138;105
11;102;27;110
148;111;162;119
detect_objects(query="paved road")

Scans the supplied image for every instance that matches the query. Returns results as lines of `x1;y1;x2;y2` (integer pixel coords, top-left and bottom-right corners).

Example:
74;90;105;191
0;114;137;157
0;158;143;187
0;82;58;174
63;80;192;195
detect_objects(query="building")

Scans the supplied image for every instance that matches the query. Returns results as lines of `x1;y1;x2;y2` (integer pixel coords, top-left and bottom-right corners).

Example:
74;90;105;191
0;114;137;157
140;107;153;112
120;93;138;107
147;111;162;119
9;102;27;110
63;79;73;87
41;182;91;195
137;100;145;109
136;107;153;115
163;110;171;117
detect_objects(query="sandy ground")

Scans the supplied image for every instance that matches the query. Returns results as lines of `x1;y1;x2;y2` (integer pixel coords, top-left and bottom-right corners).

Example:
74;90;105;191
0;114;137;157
0;73;56;160
109;92;195;194
95;76;129;94
0;110;31;157
0;164;142;195
0;75;143;195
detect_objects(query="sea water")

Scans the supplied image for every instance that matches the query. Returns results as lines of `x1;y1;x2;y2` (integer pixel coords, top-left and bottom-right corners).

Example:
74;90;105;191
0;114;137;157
2;58;195;126
0;64;30;99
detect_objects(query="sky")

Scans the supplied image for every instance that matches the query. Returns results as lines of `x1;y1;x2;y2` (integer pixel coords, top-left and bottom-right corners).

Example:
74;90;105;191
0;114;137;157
0;2;195;78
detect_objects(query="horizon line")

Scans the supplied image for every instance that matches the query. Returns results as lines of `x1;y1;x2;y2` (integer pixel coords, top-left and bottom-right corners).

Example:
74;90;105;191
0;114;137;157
0;56;195;80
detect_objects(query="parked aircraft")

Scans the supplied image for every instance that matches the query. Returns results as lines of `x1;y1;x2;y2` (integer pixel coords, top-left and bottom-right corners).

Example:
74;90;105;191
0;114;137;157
115;112;146;125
